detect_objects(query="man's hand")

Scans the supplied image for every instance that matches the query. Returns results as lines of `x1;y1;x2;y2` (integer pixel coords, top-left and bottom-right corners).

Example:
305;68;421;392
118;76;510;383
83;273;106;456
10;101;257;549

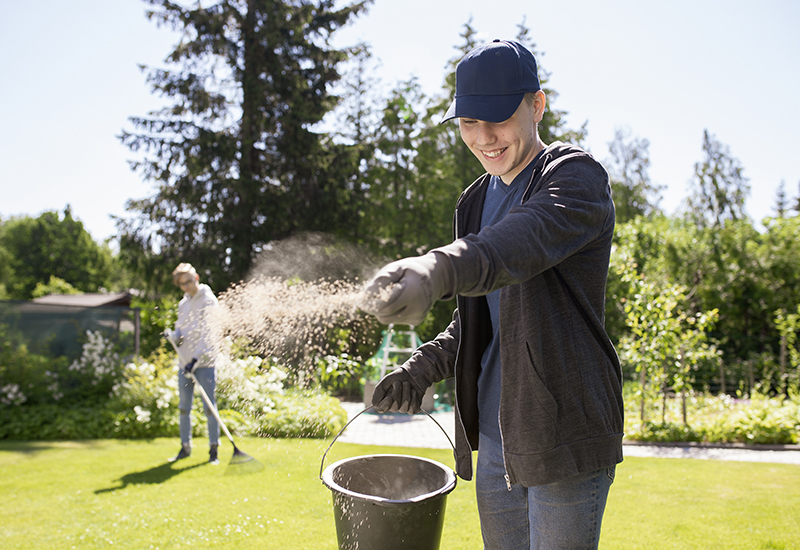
182;358;198;378
371;368;426;414
361;252;454;326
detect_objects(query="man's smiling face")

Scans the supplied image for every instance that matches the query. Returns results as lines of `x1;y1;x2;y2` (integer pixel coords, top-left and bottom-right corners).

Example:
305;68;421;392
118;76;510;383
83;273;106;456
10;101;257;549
458;91;545;184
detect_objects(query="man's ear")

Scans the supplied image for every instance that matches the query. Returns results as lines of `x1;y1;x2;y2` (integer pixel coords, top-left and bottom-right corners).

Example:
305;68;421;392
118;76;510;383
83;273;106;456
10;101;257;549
534;90;547;123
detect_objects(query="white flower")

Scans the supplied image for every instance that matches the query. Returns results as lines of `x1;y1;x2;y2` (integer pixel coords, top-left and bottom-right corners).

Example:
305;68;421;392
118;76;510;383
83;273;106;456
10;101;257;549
64;331;121;383
1;384;27;406
134;405;152;424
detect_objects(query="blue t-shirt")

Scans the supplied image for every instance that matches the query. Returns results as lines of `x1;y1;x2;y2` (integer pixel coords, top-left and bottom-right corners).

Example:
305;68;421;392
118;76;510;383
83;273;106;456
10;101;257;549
477;153;542;442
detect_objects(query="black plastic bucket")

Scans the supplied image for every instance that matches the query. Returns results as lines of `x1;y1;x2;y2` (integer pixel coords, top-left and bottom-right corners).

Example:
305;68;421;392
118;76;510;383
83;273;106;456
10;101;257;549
320;407;457;550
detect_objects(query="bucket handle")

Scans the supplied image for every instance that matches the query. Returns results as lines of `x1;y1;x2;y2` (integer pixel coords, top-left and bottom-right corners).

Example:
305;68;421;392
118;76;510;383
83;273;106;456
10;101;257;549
319;405;456;480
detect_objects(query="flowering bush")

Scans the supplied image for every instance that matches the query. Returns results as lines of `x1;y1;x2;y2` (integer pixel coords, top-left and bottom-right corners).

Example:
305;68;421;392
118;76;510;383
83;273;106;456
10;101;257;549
108;347;180;438
216;355;288;416
316;353;369;399
0;327;119;406
1;383;26;406
105;346;343;440
68;331;120;383
0;326;343;440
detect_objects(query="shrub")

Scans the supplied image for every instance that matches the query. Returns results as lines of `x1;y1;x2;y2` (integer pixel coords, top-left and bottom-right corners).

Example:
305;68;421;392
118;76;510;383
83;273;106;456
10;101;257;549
0;404;115;440
107;347;179;438
216;354;287;416
256;388;347;438
623;382;800;445
626;421;702;443
699;395;800;445
0;323;69;406
316;353;370;400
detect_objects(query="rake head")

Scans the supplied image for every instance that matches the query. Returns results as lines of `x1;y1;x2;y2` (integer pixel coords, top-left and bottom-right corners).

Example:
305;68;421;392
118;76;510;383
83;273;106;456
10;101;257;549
224;444;264;476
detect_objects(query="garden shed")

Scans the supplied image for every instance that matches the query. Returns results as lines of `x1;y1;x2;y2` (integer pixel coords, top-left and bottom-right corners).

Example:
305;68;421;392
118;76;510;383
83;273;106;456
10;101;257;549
0;292;141;360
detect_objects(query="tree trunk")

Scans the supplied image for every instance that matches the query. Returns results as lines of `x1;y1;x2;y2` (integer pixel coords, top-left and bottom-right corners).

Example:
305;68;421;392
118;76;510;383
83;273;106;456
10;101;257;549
681;387;687;426
639;367;647;425
780;334;787;395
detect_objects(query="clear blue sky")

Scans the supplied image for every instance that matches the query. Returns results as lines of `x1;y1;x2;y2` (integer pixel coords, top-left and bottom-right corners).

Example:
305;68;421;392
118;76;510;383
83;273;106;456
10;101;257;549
1;0;798;242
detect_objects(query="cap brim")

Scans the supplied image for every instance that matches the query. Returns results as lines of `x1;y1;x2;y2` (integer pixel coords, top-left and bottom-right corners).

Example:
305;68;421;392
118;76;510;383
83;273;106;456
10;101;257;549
439;93;525;124
441;99;458;123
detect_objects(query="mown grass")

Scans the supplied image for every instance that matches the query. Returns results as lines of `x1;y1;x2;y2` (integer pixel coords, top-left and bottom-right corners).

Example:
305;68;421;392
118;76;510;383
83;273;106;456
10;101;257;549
1;437;798;549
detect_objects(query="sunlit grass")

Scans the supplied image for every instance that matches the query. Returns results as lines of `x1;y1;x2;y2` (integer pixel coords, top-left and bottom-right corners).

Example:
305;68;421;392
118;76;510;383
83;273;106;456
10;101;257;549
1;437;798;549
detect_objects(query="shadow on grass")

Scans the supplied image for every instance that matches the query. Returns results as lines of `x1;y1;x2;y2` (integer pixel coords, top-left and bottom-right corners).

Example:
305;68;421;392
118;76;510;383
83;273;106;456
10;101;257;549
94;460;207;494
0;440;109;454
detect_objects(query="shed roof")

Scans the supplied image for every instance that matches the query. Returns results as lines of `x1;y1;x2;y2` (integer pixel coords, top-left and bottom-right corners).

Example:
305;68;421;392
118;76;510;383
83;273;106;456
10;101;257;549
32;292;133;308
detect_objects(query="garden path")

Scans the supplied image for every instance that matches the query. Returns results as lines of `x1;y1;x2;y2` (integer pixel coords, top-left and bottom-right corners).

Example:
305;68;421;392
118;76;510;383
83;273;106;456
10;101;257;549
337;401;800;465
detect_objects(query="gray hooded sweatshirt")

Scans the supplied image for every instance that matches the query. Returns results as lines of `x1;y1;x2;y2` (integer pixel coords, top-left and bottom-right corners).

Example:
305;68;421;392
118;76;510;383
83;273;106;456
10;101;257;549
404;142;624;487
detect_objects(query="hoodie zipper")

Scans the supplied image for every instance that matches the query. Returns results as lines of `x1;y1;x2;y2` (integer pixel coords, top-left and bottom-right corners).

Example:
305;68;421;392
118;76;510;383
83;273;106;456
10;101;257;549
498;404;513;490
456;176;514;490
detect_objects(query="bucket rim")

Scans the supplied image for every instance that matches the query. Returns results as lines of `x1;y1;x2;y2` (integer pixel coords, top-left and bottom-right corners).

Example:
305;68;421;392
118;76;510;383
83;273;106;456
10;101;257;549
321;453;457;506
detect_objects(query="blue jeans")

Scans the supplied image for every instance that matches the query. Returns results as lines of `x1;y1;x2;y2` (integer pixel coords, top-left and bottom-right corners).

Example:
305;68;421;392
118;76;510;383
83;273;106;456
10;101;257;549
476;433;614;550
178;368;220;446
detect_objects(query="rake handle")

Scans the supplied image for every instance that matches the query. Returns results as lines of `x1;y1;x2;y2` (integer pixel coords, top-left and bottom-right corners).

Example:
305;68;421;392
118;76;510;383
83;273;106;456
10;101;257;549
166;334;236;448
190;371;236;448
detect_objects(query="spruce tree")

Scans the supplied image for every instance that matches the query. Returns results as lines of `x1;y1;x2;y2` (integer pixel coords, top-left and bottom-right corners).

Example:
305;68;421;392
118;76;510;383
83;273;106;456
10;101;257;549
120;0;370;292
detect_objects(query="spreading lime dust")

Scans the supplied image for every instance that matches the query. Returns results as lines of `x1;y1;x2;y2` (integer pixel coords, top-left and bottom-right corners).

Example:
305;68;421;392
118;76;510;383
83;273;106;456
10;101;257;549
211;277;370;362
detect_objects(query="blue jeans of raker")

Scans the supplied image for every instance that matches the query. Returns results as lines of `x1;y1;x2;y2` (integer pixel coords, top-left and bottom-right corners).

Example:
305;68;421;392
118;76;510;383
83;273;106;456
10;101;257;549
476;433;615;550
178;367;220;446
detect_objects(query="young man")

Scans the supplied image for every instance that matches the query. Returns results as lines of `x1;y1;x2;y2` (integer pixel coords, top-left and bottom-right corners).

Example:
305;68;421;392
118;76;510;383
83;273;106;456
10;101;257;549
165;263;221;464
362;40;624;549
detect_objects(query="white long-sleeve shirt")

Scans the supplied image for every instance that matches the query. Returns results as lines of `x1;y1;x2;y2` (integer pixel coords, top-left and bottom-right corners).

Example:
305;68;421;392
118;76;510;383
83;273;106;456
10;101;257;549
173;283;219;368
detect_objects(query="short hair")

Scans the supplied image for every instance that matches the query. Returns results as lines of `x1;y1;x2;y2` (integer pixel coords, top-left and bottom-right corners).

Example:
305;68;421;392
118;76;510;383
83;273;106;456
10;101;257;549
523;90;543;106
172;263;198;286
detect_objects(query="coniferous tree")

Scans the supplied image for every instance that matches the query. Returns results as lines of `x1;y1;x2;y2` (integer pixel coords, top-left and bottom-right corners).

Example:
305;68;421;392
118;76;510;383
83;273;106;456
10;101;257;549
774;180;788;218
606;127;663;223
119;0;371;293
794;180;800;215
686;129;750;228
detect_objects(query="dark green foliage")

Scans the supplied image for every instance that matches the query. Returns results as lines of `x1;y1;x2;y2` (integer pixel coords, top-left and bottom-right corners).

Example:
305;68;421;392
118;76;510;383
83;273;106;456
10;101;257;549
0;404;117;440
132;295;178;358
255;388;347;438
119;0;372;293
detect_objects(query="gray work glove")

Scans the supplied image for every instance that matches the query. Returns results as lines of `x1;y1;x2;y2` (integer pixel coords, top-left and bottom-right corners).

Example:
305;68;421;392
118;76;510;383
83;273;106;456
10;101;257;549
371;368;426;414
164;327;182;346
361;252;454;326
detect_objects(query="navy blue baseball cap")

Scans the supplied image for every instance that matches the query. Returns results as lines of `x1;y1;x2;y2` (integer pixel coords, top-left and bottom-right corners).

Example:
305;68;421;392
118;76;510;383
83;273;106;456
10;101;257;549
441;39;541;124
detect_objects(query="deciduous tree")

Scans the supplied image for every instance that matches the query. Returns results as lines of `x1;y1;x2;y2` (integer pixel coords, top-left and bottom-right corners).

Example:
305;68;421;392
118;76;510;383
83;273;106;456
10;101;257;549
0;208;112;299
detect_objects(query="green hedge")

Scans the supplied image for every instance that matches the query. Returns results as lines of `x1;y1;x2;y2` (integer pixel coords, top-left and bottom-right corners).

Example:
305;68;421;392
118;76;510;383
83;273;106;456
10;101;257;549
0;343;347;441
0;390;347;441
623;384;800;445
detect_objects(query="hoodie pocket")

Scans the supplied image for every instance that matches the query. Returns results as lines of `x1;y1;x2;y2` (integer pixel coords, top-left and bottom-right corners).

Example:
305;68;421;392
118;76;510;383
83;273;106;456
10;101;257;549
504;342;559;449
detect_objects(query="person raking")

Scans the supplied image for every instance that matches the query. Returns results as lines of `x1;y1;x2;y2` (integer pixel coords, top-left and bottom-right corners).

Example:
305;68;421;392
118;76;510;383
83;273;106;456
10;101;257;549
165;262;222;465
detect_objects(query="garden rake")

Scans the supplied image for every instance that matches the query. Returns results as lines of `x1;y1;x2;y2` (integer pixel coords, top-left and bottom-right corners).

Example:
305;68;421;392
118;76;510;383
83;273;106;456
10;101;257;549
166;334;264;476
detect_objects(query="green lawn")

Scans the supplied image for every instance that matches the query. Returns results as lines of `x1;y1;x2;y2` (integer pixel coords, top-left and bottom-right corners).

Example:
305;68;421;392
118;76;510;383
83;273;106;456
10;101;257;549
1;437;798;549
